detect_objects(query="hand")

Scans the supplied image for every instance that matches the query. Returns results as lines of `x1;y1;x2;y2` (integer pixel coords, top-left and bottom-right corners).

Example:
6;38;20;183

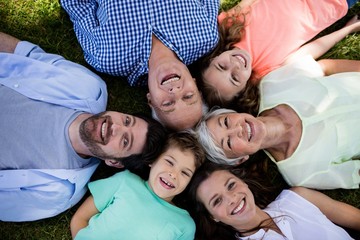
0;32;20;53
344;15;360;33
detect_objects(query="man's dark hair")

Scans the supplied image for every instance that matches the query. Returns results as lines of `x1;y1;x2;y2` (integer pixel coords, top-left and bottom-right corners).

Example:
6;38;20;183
116;114;168;179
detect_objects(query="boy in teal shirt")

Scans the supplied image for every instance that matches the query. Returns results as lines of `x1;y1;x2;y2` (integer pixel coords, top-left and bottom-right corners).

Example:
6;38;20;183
70;131;205;240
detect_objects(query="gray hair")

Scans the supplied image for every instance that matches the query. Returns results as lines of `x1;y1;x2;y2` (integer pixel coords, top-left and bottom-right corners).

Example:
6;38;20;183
195;107;242;165
151;101;209;127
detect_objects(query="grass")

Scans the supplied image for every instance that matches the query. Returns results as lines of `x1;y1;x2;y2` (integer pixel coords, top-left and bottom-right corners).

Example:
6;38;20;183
0;0;359;239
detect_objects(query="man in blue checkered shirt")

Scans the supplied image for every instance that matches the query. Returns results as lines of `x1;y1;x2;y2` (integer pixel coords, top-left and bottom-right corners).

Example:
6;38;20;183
61;0;219;130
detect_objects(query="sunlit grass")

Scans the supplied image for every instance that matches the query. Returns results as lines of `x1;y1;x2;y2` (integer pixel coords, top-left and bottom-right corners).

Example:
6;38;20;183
0;0;359;239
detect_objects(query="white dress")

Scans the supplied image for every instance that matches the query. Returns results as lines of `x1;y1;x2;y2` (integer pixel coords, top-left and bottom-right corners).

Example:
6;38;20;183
259;55;360;189
236;190;353;240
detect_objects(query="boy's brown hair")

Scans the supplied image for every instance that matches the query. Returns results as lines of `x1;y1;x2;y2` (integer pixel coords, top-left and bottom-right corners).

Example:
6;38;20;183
163;131;206;169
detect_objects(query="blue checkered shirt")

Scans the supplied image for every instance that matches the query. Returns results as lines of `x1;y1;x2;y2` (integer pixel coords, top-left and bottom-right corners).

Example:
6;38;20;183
61;0;220;86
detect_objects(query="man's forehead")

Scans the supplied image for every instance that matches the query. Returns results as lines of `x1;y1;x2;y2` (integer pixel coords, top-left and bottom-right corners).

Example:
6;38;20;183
161;112;202;130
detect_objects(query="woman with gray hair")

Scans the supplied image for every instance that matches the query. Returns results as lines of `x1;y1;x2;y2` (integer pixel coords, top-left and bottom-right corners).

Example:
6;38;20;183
196;108;241;166
195;56;360;190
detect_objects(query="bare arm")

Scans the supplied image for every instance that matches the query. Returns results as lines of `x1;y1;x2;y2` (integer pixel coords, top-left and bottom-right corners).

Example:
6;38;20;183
70;195;99;239
291;187;360;231
0;32;20;53
285;15;360;64
318;59;360;75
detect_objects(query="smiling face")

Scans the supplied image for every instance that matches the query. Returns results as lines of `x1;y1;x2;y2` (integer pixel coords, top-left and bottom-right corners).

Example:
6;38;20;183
79;111;148;160
206;112;265;162
147;58;203;130
196;170;258;232
203;49;252;102
148;147;196;203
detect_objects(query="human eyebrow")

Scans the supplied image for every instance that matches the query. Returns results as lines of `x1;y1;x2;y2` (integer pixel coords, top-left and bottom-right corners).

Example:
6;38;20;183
217;116;222;127
225;177;232;187
128;132;133;151
230;77;239;87
186;98;198;106
218;117;226;149
162;108;176;114
184;167;194;176
157;100;176;113
209;176;231;206
131;116;136;127
162;98;199;114
209;193;219;206
215;63;225;71
125;116;136;151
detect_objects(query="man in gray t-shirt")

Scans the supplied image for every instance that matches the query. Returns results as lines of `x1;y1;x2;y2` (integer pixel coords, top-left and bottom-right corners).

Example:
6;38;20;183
0;32;167;222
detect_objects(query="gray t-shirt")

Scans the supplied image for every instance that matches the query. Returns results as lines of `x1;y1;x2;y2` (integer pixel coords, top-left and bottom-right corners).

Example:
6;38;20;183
0;84;89;169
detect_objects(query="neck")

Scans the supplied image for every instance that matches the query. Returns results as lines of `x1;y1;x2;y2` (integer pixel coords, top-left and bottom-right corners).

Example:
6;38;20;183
236;208;276;237
259;105;301;161
148;35;176;69
68;113;93;158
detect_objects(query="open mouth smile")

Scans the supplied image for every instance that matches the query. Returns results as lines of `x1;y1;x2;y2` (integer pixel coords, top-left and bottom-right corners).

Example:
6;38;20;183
161;74;180;85
231;198;245;215
234;54;247;68
100;117;111;144
160;177;175;189
245;122;252;141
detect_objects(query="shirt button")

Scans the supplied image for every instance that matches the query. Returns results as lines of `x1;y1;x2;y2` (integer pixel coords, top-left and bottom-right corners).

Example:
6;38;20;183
14;84;19;88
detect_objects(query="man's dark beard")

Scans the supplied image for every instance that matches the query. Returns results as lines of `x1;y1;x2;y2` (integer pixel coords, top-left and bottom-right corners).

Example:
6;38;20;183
79;113;117;160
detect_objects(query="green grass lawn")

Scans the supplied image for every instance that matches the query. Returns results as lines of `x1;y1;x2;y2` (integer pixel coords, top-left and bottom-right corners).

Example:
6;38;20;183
0;0;359;239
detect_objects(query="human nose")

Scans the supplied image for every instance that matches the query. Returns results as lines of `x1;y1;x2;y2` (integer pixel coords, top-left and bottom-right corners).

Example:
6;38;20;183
224;192;236;206
168;84;181;94
230;56;238;68
229;124;242;138
111;122;126;136
168;171;176;180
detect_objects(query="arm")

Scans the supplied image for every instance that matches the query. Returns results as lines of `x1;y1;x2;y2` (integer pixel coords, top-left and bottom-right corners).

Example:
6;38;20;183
0;32;20;53
317;59;360;75
291;187;360;231
285;15;360;64
70;195;99;239
0;39;107;113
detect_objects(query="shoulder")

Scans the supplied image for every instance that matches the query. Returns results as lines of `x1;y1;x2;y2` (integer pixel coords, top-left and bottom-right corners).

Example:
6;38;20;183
267;188;307;210
289;186;307;195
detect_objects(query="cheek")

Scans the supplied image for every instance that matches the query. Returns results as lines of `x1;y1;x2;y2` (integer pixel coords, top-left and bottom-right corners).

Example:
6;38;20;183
179;177;191;189
210;207;227;222
231;139;245;156
147;172;157;189
103;141;120;156
220;85;238;101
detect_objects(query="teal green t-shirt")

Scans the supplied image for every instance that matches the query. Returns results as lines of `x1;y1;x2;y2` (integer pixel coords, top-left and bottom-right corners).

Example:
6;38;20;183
75;170;195;240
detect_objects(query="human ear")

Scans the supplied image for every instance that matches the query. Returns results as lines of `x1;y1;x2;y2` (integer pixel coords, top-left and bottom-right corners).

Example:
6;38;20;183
238;155;249;165
105;160;124;168
209;213;219;222
146;93;153;106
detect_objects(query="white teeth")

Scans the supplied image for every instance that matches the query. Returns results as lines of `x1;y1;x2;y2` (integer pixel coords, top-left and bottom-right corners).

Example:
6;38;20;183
101;122;106;140
235;55;246;67
246;123;252;141
232;199;245;215
161;177;174;188
162;76;180;85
